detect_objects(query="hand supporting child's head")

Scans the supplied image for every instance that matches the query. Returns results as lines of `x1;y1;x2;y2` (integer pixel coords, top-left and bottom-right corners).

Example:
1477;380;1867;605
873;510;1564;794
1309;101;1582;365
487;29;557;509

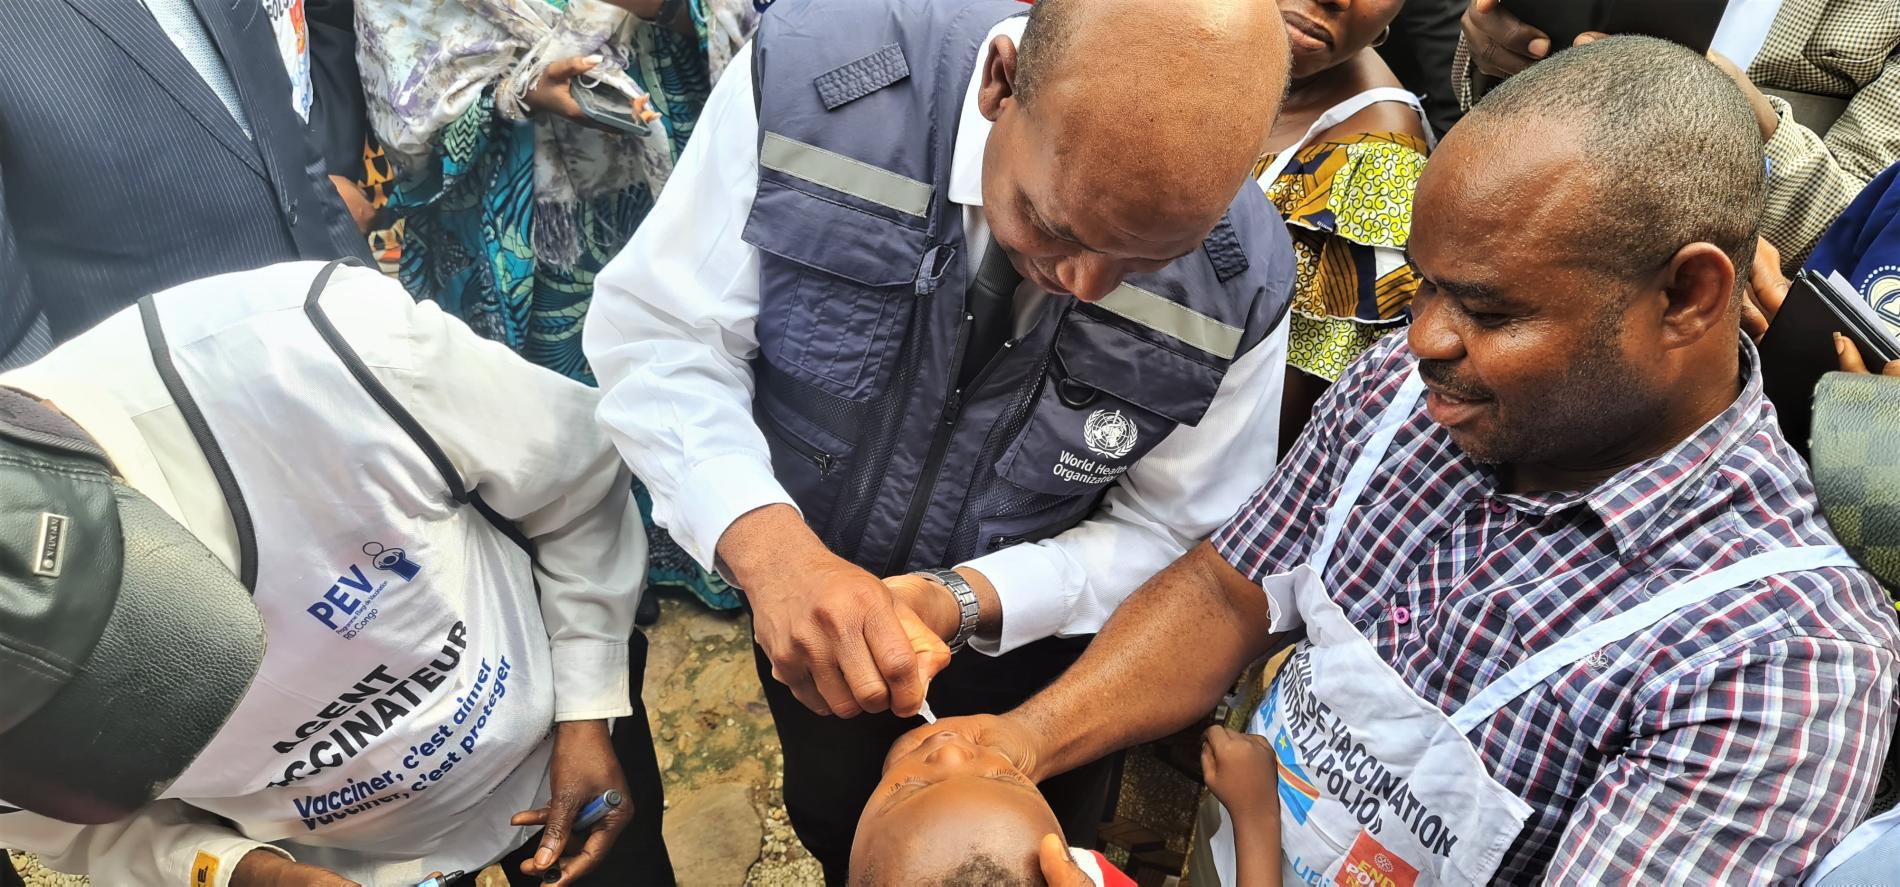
849;728;1069;885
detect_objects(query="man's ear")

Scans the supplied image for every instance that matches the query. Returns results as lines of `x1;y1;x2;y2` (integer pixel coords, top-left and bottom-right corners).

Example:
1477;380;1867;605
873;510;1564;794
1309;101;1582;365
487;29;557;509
1658;241;1739;351
978;36;1020;123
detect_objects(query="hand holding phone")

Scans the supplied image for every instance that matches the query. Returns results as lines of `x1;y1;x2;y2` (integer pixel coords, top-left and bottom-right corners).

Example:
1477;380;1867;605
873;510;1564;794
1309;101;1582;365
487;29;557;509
569;83;657;137
1501;0;1728;55
1758;270;1900;451
522;57;602;120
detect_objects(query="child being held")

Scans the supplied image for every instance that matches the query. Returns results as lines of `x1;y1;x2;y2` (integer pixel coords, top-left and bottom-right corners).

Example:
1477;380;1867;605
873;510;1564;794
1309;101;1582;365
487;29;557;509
1201;724;1284;887
848;727;1134;886
848;724;1284;886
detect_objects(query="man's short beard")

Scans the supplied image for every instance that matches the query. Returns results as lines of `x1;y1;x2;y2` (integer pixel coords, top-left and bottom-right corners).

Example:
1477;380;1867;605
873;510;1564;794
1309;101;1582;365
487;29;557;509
1465;309;1646;470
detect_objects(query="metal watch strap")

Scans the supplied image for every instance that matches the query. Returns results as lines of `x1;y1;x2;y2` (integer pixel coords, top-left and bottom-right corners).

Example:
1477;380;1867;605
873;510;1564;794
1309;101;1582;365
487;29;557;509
919;569;980;652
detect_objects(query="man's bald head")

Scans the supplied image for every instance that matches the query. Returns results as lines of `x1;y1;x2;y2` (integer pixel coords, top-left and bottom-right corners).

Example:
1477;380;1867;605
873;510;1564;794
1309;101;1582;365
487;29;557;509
977;0;1288;301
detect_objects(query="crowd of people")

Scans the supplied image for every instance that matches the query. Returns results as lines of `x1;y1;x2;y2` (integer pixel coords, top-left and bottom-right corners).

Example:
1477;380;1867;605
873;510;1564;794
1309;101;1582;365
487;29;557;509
0;0;1897;884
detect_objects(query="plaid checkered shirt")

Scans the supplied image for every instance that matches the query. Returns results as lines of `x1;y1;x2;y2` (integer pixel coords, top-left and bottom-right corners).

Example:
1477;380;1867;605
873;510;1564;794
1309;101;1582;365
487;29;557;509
1214;334;1900;883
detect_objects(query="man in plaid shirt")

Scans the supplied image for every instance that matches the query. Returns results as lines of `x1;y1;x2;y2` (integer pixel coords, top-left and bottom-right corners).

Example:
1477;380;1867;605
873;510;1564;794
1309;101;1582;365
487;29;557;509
900;37;1900;884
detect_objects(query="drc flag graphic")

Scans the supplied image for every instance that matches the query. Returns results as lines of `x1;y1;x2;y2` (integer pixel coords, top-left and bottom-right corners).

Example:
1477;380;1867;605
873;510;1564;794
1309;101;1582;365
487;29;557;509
1256;690;1320;825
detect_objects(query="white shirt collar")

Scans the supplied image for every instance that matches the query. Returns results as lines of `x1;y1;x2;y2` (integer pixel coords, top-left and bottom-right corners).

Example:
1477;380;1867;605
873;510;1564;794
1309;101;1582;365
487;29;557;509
947;16;1029;208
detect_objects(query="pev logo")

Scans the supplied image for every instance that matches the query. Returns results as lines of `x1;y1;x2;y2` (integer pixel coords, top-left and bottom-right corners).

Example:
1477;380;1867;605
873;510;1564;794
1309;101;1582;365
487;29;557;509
364;541;421;580
306;542;422;636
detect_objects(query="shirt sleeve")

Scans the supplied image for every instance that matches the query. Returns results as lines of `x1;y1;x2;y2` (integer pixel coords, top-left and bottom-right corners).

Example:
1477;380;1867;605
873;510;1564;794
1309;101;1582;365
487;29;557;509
323;268;643;722
1213;333;1410;587
0;801;290;887
583;45;792;575
958;318;1289;655
1761;49;1900;270
1543;610;1899;883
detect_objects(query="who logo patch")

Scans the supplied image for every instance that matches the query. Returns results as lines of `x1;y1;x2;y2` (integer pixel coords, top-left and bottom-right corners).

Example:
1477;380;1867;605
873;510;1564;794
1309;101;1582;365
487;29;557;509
1083;409;1137;458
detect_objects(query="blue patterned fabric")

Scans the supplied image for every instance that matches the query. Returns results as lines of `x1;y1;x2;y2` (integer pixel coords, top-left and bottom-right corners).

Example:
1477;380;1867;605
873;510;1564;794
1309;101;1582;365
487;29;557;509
392;14;740;609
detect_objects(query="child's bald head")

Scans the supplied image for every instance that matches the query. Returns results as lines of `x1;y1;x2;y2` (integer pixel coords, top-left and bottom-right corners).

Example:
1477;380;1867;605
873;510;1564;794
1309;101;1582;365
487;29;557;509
849;729;1064;885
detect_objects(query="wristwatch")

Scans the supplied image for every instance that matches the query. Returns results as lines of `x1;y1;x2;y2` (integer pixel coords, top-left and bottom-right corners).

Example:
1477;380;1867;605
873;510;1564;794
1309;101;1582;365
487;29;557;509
914;569;980;652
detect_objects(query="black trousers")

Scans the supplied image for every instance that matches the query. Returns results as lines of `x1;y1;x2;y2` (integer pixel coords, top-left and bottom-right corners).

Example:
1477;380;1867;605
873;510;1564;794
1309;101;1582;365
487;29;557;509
755;634;1118;885
459;630;675;887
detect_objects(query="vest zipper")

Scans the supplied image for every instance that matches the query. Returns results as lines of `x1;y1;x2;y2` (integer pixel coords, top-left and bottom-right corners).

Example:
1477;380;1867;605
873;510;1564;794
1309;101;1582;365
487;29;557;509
761;413;835;478
989;533;1028;550
886;310;1016;575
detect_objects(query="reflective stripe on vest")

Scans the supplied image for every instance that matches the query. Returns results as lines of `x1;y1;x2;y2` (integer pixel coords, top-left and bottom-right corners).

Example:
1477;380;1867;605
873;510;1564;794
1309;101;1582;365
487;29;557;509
761;132;933;218
1095;282;1245;360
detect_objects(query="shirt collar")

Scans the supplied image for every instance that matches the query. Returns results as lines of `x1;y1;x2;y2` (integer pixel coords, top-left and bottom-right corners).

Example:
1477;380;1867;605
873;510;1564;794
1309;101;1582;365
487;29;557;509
1489;338;1770;558
947;16;1028;208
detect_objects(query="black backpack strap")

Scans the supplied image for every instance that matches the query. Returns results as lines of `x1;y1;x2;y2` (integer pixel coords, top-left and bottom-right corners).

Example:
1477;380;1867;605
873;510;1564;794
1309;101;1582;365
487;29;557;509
301;260;536;557
139;297;259;592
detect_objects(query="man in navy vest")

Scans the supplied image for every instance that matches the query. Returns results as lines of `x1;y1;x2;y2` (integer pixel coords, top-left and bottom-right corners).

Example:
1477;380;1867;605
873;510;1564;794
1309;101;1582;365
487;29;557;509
587;0;1295;876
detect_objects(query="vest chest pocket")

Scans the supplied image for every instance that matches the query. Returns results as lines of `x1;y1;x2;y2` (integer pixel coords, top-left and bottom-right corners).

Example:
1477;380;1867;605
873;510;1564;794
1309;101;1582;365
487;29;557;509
744;161;933;403
755;396;857;540
993;309;1227;496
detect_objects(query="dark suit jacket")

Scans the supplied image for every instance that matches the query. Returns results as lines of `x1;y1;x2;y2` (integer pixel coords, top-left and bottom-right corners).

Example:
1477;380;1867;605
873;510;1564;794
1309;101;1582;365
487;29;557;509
0;0;373;354
306;0;369;178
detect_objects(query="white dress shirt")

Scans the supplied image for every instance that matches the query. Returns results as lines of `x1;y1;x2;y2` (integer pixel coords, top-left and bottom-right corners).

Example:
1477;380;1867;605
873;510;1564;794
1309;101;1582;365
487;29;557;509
586;19;1289;655
0;262;642;885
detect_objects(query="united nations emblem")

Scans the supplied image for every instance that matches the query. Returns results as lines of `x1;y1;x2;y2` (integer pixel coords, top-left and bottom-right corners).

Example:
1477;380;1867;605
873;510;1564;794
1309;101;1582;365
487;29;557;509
1867;267;1900;334
1083;409;1137;458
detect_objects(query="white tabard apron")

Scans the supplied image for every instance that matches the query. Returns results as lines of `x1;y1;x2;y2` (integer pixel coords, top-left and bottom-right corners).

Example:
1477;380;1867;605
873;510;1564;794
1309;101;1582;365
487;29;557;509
135;261;557;884
1807;800;1900;885
1206;369;1858;886
1253;87;1437;190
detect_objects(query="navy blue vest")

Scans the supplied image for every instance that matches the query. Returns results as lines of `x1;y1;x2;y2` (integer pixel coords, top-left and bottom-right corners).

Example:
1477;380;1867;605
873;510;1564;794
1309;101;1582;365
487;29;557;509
743;0;1296;576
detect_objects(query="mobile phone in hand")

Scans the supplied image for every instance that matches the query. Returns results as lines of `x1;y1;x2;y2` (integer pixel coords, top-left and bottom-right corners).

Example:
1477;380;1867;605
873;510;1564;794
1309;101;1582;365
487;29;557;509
1759;270;1900;452
569;83;651;137
1503;0;1727;54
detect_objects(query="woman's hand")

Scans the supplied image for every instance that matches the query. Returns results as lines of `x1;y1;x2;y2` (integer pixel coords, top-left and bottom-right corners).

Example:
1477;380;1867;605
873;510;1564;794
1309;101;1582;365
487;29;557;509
1835;334;1900;376
328;176;377;236
523;57;602;121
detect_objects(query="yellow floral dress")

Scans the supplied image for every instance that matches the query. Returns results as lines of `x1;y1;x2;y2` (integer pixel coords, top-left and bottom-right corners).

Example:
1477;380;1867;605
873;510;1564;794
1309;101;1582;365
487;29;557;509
1254;132;1430;381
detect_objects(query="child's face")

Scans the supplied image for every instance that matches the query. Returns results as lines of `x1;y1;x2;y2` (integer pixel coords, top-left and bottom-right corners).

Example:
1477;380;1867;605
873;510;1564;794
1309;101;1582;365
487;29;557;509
850;729;1064;880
